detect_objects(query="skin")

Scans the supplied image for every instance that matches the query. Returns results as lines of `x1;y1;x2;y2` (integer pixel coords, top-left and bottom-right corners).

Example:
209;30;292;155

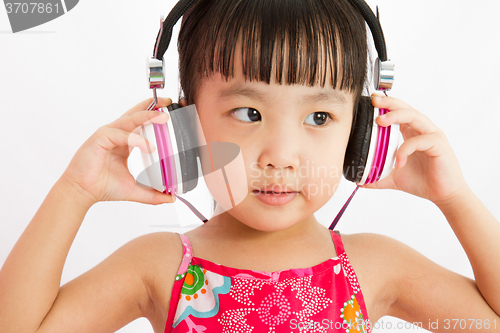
1;65;500;333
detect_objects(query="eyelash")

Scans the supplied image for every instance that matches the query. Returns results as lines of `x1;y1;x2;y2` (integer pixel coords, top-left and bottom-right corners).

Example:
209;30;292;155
231;107;335;126
307;112;335;126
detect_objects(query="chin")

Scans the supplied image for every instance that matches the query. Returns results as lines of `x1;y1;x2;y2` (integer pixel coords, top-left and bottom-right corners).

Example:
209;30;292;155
213;190;323;232
228;202;313;233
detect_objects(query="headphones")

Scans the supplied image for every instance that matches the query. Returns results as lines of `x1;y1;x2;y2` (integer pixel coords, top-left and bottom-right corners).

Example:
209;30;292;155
138;0;400;205
138;103;200;195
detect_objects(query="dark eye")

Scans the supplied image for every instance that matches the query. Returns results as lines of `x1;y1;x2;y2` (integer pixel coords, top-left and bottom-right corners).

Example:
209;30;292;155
232;107;261;122
304;112;333;126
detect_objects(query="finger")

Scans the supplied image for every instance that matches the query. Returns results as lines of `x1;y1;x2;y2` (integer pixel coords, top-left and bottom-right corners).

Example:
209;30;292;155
126;186;177;205
361;176;397;191
115;110;170;133
395;133;440;169
96;127;157;154
376;108;439;135
122;97;173;117
371;93;413;111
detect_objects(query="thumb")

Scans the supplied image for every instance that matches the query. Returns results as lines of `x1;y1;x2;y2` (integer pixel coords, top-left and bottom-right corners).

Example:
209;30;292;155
127;185;177;205
360;176;397;190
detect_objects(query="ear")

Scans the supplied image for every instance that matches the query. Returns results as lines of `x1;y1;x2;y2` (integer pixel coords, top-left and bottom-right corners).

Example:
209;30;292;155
179;98;188;107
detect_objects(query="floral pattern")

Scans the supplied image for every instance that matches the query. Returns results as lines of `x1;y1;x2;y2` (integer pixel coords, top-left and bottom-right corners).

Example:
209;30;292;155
340;294;368;333
216;274;334;332
173;264;231;326
166;232;371;333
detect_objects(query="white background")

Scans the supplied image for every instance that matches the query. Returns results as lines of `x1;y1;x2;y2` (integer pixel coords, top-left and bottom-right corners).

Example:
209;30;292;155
1;1;500;332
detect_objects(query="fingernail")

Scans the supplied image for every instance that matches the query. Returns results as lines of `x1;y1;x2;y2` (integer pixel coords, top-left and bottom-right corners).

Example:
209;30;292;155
141;143;155;154
151;113;169;124
378;114;387;120
158;113;170;122
371;92;385;98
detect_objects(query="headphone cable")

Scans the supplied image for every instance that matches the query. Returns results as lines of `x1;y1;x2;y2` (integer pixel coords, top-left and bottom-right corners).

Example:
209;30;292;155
174;195;209;223
329;185;360;230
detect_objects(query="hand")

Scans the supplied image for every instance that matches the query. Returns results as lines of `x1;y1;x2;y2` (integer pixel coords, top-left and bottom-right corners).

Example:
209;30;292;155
60;97;176;206
362;94;469;206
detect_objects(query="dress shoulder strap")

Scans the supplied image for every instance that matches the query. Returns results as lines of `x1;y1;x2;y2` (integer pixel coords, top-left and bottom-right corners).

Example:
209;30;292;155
330;229;346;256
165;234;193;332
176;233;193;276
330;230;362;295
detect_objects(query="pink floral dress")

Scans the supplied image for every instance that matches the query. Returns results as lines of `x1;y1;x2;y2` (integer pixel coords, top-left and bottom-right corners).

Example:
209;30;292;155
164;230;371;333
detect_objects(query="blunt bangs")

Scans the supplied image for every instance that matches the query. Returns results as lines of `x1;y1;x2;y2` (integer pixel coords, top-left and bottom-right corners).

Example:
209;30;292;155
178;0;368;104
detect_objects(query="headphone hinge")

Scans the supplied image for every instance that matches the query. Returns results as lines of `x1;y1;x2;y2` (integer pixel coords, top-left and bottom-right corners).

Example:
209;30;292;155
374;58;395;91
147;56;165;90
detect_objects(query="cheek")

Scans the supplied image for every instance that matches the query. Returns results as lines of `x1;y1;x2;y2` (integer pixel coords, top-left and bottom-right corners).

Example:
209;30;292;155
195;108;249;210
198;141;249;212
197;110;242;147
299;152;343;200
198;114;220;142
312;140;347;174
298;132;350;199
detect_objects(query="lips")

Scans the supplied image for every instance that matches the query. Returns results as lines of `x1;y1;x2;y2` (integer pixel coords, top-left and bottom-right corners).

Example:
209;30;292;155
253;185;298;194
251;184;299;206
253;190;297;195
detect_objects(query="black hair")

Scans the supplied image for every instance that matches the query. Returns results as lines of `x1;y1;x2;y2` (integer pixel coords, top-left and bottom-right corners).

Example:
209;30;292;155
178;0;368;105
177;0;370;215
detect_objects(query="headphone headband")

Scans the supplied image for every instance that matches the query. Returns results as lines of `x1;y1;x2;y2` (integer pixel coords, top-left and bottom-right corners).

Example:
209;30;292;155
149;0;394;92
153;0;199;60
152;0;387;60
347;0;387;61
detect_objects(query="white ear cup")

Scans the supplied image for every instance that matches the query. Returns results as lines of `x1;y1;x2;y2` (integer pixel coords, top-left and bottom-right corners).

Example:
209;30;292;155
164;108;183;194
137;111;183;194
139;122;164;192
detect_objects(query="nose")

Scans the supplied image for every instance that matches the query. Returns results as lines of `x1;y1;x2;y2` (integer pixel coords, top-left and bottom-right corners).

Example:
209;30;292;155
257;124;301;171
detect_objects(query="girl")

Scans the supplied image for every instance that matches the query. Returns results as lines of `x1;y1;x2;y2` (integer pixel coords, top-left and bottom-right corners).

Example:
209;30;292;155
1;0;499;333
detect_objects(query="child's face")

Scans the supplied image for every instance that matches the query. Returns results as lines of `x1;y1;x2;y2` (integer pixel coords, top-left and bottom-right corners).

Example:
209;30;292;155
195;62;355;232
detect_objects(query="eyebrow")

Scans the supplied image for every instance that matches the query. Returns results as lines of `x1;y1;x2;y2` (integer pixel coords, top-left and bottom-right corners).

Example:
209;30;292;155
219;84;268;102
218;83;347;106
302;90;347;106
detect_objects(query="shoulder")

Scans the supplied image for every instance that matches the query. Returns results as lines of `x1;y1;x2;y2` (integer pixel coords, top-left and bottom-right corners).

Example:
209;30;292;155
340;232;410;263
127;231;183;262
338;232;490;326
117;232;183;280
340;231;438;287
338;232;421;322
119;231;184;290
340;231;461;290
36;232;184;332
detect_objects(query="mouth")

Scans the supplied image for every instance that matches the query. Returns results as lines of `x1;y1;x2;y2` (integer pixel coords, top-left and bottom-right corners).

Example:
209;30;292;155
253;184;298;194
252;190;298;195
252;188;299;206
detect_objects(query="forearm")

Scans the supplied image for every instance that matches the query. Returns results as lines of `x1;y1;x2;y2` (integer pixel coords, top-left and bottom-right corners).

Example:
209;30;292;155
437;186;500;316
0;178;95;333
